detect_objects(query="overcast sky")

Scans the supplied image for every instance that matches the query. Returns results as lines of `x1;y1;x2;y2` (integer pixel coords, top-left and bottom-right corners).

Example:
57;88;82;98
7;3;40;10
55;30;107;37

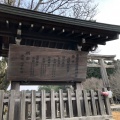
94;0;120;59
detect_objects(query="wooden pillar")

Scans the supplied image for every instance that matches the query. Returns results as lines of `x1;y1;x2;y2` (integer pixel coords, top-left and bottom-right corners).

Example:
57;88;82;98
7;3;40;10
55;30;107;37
11;81;20;91
75;82;83;91
99;59;110;89
75;82;84;116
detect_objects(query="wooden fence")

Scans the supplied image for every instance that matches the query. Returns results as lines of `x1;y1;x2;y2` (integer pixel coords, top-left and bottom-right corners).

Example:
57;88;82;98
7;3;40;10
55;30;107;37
0;89;112;120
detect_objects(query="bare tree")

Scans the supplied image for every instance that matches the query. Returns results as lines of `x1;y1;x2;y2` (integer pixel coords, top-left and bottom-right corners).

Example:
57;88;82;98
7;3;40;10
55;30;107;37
0;0;98;20
37;77;104;92
83;77;103;90
109;60;120;99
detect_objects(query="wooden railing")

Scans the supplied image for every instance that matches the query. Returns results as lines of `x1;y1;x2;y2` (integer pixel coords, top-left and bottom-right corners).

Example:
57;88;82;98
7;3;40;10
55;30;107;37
0;89;112;120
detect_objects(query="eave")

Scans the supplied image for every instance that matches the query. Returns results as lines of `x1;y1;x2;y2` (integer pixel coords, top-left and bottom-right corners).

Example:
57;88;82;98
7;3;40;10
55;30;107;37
0;4;120;57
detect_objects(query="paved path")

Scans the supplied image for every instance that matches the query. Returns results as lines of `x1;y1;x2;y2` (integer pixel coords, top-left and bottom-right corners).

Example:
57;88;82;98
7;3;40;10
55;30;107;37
111;104;120;109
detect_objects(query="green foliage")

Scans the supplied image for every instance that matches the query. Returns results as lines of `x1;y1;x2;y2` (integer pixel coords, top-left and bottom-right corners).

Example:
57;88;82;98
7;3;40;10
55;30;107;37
0;58;9;90
106;61;115;76
87;67;101;79
87;61;115;79
106;68;115;76
87;67;115;79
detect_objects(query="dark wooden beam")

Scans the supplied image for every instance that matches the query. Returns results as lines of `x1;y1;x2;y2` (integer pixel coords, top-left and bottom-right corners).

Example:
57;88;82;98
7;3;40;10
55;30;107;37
0;49;8;57
84;33;92;39
87;34;101;41
104;34;119;41
18;22;22;29
0;36;2;50
38;26;45;32
87;35;106;43
29;24;34;31
48;27;55;34
20;81;75;85
58;29;65;35
74;32;84;38
22;31;77;43
66;31;74;37
0;29;16;37
6;20;9;28
86;41;106;45
2;36;9;49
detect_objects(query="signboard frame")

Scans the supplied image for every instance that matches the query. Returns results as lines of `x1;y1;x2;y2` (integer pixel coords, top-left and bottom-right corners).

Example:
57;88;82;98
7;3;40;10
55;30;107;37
8;44;88;83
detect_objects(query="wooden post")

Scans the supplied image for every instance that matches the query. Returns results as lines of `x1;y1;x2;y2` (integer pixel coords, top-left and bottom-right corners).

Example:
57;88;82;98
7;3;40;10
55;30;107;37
90;90;97;116
97;90;105;115
59;89;64;119
11;81;20;91
75;82;83;91
76;90;82;117
20;91;26;120
103;88;112;115
41;90;46;120
74;82;84;116
51;90;55;119
31;90;36;120
67;89;73;117
83;90;90;116
11;81;20;120
99;59;110;89
8;90;15;120
0;90;4;120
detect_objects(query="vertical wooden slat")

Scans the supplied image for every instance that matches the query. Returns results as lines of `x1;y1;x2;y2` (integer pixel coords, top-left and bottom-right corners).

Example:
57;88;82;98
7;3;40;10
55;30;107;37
67;89;73;117
41;90;46;120
96;100;100;115
31;90;36;120
38;101;41;119
102;88;112;115
59;89;64;119
14;101;20;120
90;90;97;116
0;90;4;120
20;91;26;120
83;90;90;116
25;102;29;119
55;102;58;117
11;81;20;120
8;90;15;120
75;90;82;117
51;90;55;119
104;95;112;115
46;101;51;118
65;101;69;117
97;90;105;115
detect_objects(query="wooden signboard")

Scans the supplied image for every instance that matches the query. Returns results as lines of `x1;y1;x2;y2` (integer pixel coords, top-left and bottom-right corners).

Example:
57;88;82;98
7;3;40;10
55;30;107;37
8;44;88;82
